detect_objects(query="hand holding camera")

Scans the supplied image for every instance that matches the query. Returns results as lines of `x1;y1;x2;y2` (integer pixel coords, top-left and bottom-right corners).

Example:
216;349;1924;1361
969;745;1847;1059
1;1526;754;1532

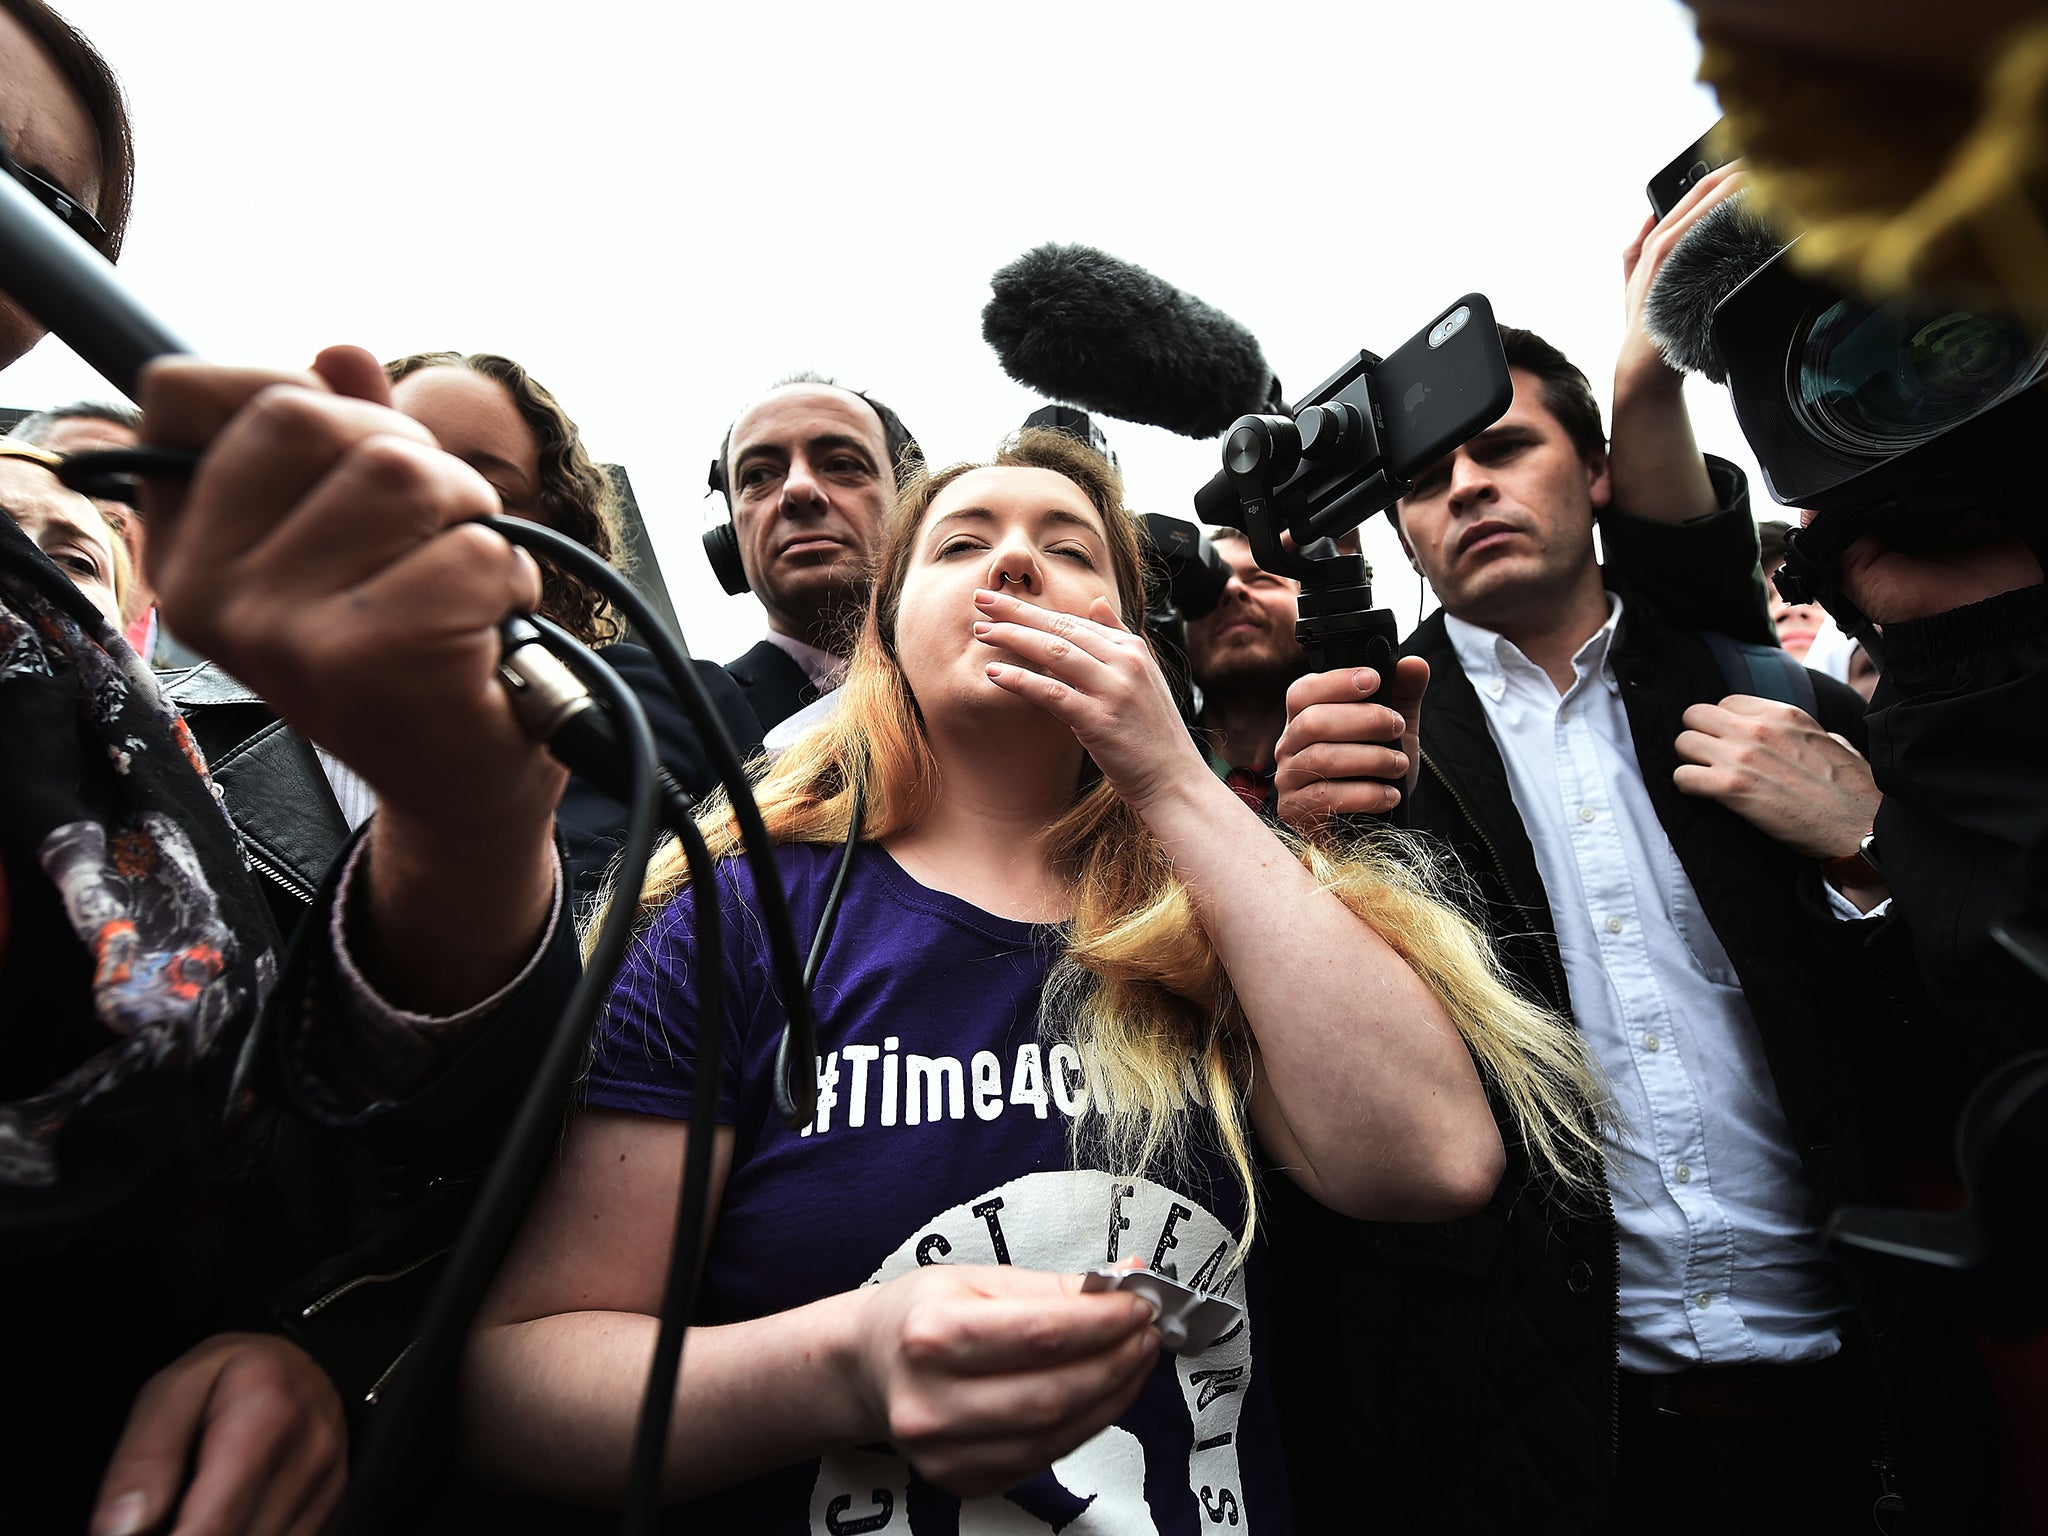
1273;658;1430;825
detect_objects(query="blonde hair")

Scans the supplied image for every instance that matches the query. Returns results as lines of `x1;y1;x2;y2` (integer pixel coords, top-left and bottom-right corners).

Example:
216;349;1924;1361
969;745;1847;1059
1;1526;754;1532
98;504;135;623
606;431;1603;1251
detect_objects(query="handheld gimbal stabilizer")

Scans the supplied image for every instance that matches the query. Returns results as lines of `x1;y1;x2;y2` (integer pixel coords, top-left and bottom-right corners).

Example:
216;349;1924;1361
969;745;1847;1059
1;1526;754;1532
1197;296;1514;680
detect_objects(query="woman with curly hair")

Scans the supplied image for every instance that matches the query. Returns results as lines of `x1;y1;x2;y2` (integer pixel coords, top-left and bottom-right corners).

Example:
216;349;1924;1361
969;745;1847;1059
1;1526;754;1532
384;351;627;650
165;350;760;927
463;429;1602;1531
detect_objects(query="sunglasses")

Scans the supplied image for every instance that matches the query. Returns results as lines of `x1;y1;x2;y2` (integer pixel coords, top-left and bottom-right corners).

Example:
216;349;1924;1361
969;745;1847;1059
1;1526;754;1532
0;126;110;256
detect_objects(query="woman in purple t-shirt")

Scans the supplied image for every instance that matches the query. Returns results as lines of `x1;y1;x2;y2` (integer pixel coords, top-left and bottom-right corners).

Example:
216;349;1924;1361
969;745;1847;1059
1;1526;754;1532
462;429;1600;1531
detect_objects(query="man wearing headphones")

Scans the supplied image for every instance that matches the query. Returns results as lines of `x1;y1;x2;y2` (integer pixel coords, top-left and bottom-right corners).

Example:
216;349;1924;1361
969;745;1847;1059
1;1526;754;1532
704;373;920;733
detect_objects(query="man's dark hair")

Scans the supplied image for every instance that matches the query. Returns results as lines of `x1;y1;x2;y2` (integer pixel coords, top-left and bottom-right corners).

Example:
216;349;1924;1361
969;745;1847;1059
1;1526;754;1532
1498;325;1606;466
1756;518;1792;572
716;370;922;505
3;0;135;259
11;398;140;444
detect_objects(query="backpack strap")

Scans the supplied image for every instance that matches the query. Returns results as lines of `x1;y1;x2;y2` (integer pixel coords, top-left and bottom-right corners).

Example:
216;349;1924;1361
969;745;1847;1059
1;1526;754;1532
1701;630;1819;717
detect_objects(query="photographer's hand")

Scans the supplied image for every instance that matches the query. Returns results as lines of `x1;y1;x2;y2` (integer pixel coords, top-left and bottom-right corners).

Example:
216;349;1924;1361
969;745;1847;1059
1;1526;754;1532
1273;659;1428;827
138;347;564;1015
1610;162;1747;527
1673;693;1887;911
1824;523;2043;626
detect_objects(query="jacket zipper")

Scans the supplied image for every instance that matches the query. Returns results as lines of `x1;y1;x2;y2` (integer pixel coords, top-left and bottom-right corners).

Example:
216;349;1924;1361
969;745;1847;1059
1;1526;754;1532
298;1246;451;1319
364;1339;416;1409
240;839;316;904
1423;746;1619;1462
1871;1387;1905;1528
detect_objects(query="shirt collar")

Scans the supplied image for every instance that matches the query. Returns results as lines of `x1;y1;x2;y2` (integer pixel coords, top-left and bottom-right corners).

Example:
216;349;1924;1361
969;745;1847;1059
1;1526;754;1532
1443;592;1627;700
764;628;848;690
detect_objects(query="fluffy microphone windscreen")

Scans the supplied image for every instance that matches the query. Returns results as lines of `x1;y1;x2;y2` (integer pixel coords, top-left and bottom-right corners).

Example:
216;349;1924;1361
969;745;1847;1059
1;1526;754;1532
982;244;1276;439
1643;193;1787;384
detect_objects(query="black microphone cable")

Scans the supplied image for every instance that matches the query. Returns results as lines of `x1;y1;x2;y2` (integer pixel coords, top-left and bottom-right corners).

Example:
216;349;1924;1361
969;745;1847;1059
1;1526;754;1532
617;764;864;1536
334;607;665;1535
483;517;821;1129
0;178;832;1527
498;602;867;1536
482;546;860;1536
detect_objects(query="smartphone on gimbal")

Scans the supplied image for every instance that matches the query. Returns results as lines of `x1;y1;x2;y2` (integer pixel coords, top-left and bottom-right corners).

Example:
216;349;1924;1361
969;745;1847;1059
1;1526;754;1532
1273;293;1513;535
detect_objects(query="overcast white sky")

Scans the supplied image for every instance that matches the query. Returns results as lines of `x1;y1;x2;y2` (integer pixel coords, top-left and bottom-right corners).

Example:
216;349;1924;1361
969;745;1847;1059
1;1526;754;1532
9;0;1759;661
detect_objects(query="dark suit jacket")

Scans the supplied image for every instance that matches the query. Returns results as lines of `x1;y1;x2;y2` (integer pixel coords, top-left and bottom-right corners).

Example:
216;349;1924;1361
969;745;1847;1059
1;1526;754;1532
725;636;818;735
554;645;762;900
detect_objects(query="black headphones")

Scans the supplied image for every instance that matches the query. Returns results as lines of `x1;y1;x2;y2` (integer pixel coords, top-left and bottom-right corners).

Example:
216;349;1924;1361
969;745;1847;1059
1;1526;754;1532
702;458;752;597
702;387;923;600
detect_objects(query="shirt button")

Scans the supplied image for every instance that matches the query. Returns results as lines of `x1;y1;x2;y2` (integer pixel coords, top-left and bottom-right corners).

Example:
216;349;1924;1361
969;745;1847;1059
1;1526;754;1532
1644;1032;1660;1052
1695;1291;1713;1309
1675;1163;1691;1184
1558;707;1572;723
1579;806;1597;823
1606;916;1624;934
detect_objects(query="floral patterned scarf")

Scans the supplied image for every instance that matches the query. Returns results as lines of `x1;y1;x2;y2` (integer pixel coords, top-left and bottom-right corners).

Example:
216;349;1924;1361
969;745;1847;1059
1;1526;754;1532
0;516;275;1196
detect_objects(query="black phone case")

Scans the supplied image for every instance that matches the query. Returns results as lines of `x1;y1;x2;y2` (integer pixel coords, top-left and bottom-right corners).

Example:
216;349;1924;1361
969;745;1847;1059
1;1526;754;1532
1374;294;1514;480
1647;123;1730;219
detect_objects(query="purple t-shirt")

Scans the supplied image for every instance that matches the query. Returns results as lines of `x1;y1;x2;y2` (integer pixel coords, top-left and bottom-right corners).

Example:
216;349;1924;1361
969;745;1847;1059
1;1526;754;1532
588;842;1291;1534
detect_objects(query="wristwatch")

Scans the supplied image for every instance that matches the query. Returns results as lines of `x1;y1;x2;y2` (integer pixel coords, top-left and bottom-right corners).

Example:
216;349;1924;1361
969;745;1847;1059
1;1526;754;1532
1822;831;1884;888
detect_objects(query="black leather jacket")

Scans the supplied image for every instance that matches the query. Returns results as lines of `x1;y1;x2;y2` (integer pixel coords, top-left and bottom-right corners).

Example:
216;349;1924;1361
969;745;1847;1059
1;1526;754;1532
164;642;765;932
162;661;350;937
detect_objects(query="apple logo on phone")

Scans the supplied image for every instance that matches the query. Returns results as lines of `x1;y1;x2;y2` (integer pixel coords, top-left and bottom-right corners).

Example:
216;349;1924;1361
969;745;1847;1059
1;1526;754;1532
1405;381;1430;413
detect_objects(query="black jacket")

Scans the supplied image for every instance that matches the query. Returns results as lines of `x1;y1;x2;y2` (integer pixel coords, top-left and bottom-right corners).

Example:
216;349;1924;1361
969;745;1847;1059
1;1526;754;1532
1865;582;2048;1066
162;660;352;935
0;808;585;1528
550;646;762;900
725;636;819;735
1269;581;1997;1534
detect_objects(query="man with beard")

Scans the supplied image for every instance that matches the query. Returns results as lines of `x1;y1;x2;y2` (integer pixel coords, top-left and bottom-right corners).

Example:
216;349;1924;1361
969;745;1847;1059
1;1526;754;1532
1182;527;1311;815
710;373;920;734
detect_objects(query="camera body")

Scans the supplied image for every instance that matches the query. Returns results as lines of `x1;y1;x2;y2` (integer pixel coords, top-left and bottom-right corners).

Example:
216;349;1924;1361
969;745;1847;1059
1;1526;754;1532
1140;512;1227;624
1714;242;2048;543
1195;294;1512;558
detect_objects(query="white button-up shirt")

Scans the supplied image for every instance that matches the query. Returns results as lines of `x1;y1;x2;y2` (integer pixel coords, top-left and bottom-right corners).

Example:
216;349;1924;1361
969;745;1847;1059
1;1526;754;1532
1445;596;1850;1372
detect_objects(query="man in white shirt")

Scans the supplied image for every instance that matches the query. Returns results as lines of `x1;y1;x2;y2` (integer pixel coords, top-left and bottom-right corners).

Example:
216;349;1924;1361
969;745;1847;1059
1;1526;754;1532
1264;327;1989;1534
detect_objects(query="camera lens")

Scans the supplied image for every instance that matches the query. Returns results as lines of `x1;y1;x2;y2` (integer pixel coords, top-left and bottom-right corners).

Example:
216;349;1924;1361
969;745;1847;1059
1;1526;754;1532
1792;297;2048;456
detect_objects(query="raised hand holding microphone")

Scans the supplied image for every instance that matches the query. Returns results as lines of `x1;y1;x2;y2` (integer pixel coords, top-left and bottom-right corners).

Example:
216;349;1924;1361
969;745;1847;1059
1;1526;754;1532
138;345;563;1011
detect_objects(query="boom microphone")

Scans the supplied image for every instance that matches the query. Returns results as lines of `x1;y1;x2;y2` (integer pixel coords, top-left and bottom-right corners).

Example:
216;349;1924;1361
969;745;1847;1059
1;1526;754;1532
1642;192;1785;383
982;243;1281;439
